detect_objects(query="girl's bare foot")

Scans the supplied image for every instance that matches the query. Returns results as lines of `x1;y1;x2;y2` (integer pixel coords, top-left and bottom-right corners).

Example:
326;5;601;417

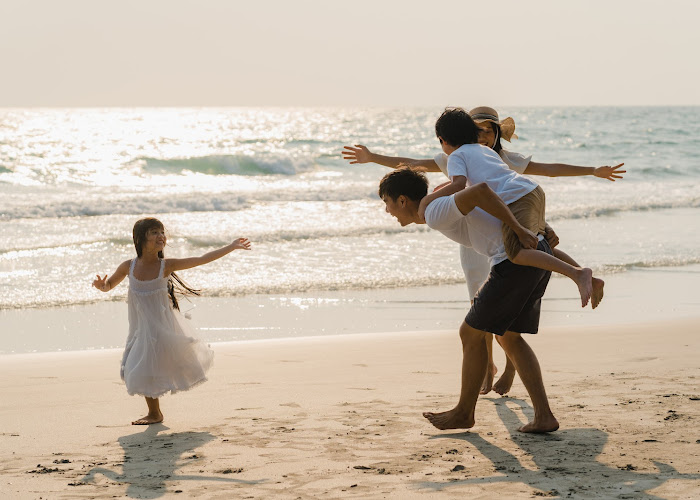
480;363;498;395
518;415;559;433
493;367;516;395
574;267;593;307
422;408;475;430
591;277;605;309
132;412;163;425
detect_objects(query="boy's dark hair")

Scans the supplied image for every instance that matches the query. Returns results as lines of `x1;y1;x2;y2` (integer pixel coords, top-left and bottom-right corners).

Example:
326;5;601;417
435;107;480;147
378;166;428;202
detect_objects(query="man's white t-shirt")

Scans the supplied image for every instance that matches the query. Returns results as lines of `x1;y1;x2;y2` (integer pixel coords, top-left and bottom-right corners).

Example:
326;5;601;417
446;144;538;205
424;195;508;268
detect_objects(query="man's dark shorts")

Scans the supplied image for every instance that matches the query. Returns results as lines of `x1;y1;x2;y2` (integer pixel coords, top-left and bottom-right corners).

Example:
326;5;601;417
466;239;552;336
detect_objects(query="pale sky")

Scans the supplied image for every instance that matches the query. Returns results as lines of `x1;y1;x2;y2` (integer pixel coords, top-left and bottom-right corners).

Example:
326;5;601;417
1;0;698;107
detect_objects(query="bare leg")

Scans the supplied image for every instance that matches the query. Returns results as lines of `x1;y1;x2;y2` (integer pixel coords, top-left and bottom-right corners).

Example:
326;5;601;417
480;334;498;395
423;321;488;430
132;397;163;425
551;247;605;309
496;332;558;433
493;354;516;395
512;249;593;308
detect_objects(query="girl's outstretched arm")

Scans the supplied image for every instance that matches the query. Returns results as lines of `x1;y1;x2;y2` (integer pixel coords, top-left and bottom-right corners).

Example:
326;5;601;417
341;144;441;172
165;238;251;274
524;162;625;181
93;260;130;292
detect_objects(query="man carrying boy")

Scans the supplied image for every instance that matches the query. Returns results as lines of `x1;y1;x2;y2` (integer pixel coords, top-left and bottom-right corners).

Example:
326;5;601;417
379;167;559;433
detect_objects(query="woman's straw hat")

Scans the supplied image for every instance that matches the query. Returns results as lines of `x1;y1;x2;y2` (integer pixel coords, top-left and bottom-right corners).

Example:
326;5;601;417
468;106;518;142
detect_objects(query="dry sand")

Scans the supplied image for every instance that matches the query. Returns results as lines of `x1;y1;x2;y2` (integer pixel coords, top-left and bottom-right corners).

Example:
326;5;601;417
1;318;699;499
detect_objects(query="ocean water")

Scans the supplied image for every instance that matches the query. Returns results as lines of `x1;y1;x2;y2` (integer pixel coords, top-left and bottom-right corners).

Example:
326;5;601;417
1;106;699;312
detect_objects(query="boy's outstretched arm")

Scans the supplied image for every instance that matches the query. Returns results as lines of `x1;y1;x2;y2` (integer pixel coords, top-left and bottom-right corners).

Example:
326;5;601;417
165;238;251;274
92;260;130;292
524;161;625;181
342;144;441;172
454;183;538;249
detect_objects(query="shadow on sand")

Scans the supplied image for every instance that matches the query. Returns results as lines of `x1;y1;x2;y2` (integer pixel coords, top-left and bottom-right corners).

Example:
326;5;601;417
418;397;698;499
81;424;264;498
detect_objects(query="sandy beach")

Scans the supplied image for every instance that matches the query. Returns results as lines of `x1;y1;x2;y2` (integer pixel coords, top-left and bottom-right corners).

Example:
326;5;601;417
1;312;699;499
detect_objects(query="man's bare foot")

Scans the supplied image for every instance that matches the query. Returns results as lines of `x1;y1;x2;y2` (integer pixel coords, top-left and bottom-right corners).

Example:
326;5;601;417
518;415;559;433
480;363;498;395
132;413;163;425
493;368;516;395
422;408;475;430
591;277;605;309
574;267;593;307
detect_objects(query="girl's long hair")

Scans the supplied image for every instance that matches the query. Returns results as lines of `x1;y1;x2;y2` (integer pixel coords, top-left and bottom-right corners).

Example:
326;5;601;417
132;218;200;311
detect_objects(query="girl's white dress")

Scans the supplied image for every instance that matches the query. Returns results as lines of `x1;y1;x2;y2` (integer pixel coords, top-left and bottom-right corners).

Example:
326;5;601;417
121;258;214;398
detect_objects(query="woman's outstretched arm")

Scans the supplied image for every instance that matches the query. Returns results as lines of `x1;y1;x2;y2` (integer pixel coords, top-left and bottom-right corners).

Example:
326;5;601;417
524;161;625;181
342;144;441;172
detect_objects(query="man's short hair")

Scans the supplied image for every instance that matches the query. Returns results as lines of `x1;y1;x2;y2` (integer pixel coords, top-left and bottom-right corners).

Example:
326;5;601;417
378;166;428;202
435;107;480;147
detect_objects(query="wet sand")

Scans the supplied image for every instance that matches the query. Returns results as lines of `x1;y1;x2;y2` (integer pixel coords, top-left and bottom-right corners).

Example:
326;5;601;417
1;317;699;498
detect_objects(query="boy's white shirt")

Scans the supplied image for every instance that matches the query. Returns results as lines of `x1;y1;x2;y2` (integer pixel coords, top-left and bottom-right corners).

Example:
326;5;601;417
432;146;535;295
433;148;532;176
445;144;538;205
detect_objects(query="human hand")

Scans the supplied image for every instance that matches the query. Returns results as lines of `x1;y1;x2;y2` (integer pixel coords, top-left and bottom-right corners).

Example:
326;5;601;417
517;227;538;249
544;225;559;248
341;144;373;164
232;238;252;250
92;274;108;292
593;163;625;181
433;181;451;192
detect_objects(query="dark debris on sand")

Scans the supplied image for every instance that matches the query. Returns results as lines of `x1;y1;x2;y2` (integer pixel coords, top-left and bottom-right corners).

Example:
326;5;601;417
27;465;61;474
218;468;243;474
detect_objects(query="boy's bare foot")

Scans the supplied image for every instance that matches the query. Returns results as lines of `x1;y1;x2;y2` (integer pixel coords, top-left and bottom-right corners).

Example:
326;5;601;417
132;413;163;425
574;267;593;307
422;408;475;430
480;363;498;395
518;415;559;433
591;277;605;309
493;367;516;395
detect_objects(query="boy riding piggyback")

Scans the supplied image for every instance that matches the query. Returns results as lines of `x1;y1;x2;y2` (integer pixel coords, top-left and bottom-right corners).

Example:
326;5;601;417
424;108;604;308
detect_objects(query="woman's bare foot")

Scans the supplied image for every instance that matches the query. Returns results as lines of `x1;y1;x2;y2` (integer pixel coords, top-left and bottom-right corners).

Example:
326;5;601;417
573;267;593;307
132;412;163;425
480;363;498;395
591;277;605;309
422;408;475;430
493;367;516;395
517;415;559;433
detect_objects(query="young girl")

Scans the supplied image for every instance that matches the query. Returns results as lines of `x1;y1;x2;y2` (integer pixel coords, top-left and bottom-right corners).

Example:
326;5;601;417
93;217;251;425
